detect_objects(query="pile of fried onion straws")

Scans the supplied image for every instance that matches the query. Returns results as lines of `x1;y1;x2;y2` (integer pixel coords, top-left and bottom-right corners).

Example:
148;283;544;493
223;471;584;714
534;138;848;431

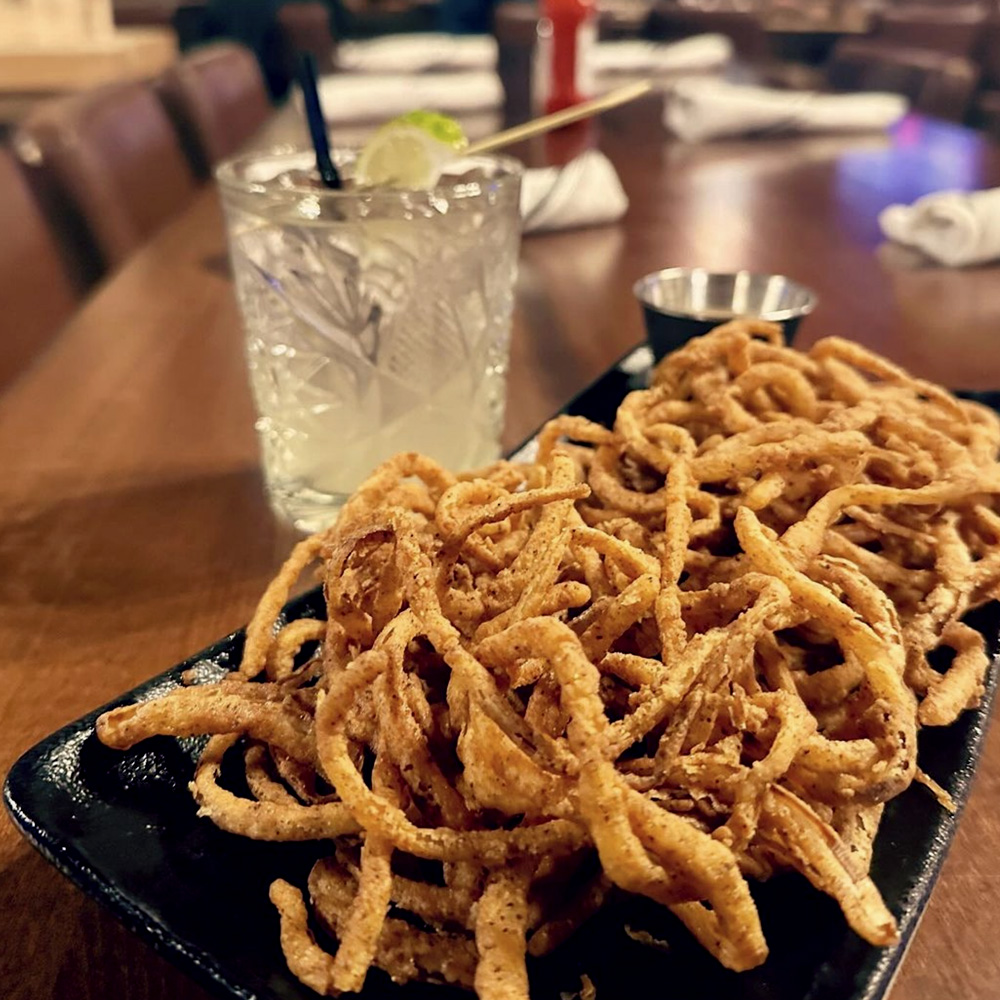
98;323;1000;999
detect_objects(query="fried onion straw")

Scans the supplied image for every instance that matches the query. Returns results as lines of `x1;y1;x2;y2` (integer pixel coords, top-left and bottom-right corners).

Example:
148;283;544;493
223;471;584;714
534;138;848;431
98;324;1000;999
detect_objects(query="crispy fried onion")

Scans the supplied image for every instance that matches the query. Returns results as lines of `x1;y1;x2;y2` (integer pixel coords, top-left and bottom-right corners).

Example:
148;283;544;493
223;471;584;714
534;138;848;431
96;324;1000;999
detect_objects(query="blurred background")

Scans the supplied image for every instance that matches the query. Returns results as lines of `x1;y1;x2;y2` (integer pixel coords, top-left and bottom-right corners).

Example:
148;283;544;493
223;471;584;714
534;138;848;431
2;0;1000;127
3;0;1000;391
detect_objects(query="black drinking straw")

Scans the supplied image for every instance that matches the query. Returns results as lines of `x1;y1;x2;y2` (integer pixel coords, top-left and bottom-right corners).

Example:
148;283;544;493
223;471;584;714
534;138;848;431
297;53;342;190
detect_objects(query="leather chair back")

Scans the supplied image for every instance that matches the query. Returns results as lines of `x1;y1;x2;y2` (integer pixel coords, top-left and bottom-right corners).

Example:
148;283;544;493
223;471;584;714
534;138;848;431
828;38;979;122
971;16;1000;135
13;82;197;275
644;3;769;62
493;1;540;125
157;42;271;178
277;2;337;77
0;148;80;390
974;14;1000;90
871;4;987;57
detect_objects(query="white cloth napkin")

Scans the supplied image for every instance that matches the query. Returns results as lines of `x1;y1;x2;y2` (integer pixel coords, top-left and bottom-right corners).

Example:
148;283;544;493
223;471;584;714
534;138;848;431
879;187;1000;267
521;150;628;234
336;33;498;74
664;78;909;142
314;72;503;123
594;34;733;76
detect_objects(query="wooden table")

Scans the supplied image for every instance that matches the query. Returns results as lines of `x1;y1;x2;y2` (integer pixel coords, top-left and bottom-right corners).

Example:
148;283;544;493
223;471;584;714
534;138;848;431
3;104;1000;999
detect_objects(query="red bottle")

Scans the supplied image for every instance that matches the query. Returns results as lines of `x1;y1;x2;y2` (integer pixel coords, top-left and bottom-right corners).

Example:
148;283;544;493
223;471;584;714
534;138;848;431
538;0;596;114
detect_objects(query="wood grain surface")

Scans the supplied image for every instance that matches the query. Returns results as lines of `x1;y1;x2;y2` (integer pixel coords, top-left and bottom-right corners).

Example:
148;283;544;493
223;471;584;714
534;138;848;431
2;100;1000;1000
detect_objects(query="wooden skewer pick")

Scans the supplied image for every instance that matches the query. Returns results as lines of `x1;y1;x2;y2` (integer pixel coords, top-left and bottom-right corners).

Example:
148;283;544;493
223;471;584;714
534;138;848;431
465;81;653;156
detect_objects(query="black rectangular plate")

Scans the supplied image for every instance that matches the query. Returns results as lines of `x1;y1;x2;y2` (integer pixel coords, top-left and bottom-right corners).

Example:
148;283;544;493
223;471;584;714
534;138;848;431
5;346;999;1000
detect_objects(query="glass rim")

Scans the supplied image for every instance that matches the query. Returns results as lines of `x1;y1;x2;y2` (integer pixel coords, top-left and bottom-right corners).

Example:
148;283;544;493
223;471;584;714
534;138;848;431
215;144;524;201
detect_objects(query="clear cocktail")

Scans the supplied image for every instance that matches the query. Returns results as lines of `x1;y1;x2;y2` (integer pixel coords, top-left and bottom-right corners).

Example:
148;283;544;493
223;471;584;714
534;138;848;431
217;149;523;530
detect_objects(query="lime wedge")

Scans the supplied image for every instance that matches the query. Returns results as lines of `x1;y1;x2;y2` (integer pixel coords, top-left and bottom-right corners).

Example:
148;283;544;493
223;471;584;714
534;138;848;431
391;110;468;150
356;111;468;189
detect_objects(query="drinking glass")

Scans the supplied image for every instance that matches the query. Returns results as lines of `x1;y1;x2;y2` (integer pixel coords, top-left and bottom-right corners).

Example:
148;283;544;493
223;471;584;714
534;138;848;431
217;148;523;531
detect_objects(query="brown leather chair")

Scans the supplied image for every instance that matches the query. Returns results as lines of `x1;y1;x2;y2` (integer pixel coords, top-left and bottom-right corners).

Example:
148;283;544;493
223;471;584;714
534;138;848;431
13;82;197;276
0;148;80;390
827;38;980;122
976;15;1000;87
276;2;337;78
971;15;1000;135
157;42;271;178
870;4;987;57
112;0;180;26
643;3;770;62
493;2;540;125
599;3;652;41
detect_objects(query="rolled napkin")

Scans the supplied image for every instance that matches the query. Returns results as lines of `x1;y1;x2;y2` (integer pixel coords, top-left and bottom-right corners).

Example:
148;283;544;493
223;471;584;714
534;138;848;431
336;33;497;73
521;149;628;234
594;34;733;76
314;71;503;123
879;188;1000;267
664;78;909;142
